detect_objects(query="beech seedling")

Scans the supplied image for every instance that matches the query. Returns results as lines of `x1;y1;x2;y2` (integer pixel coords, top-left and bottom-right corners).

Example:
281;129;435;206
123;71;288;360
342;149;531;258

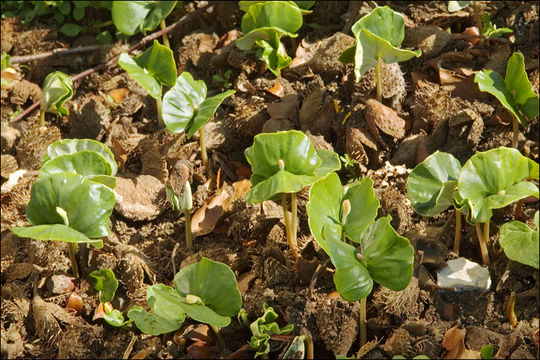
339;6;421;101
40;71;73;127
499;211;539;269
162;71;235;165
166;179;193;249
118;40;176;125
89;269;127;327
11;172;115;277
245;130;340;258
475;51;539;148
307;172;414;347
236;1;307;77
128;257;242;336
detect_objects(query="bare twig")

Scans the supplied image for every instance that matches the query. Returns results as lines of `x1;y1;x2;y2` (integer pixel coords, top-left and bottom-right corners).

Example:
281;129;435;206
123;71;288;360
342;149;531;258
122;334;137;359
11;4;212;123
10;45;103;64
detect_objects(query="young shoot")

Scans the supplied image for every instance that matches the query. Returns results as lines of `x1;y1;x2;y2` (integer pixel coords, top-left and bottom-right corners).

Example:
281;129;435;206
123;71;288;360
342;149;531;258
40;71;73;127
166;180;193;250
89;269;128;327
245;130;340;259
162;72;235;165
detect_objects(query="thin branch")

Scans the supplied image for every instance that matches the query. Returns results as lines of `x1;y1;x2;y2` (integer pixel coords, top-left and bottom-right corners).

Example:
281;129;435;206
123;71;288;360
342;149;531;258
10;4;212;123
10;45;103;64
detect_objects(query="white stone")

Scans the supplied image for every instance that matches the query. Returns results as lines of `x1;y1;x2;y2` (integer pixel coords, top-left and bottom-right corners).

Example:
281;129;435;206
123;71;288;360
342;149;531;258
437;257;491;291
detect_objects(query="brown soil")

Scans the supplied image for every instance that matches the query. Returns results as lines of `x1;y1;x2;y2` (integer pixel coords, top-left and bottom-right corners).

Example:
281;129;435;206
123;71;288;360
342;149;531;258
1;2;539;359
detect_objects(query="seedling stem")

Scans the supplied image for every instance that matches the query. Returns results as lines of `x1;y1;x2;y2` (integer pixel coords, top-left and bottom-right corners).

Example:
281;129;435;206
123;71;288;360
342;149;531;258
199;127;208;165
184;210;193;250
211;325;227;351
475;222;490;265
454;209;462;255
160;20;170;49
281;193;300;259
156;97;164;127
39;110;45;127
511;115;519;148
375;58;382;103
507;291;517;327
57;206;80;277
359;296;367;349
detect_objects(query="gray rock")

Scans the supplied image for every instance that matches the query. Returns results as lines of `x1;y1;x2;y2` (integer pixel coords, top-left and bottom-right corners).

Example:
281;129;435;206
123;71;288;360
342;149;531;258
437;257;491;291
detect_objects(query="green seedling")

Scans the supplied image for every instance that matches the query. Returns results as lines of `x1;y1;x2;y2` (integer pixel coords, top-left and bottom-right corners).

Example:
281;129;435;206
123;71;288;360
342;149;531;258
307;172;414;348
118;39;177;126
499;211;539;269
1;53;18;88
166;180;193;249
238;1;315;14
480;344;494;359
239;303;294;358
213;69;233;89
245;130;340;259
456;147;539;265
112;1;177;47
482;13;512;38
40;71;73;127
407;151;464;255
236;1;307;77
128;257;242;340
339;6;421;102
10;172;116;278
340;153;360;183
40;139;118;188
162;72;235;165
475;52;539;148
88;269;129;327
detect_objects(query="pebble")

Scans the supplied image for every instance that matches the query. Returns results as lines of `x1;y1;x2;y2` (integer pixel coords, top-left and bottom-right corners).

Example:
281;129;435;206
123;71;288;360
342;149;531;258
437;257;491;291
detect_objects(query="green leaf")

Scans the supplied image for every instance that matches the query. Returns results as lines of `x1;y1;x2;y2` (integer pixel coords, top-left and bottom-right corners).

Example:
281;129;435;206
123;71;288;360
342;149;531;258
127;306;183;335
250;303;294;357
480;344;494;359
40;151;112;179
351;6;405;47
447;1;473;12
343;177;380;242
97;30;113;45
162;72;234;137
112;1;177;35
354;28;421;80
482;13;512;38
88;269;119;303
73;6;85;21
314;149;342;178
475;52;539;127
146;284;189;321
499;215;539;269
407;151;462;216
58;1;71;15
174;257;242;319
10;224;103;248
236;27;296;51
42;139;118;177
241;1;303;35
22;172;115;239
338;45;355;64
134;40;177;87
103;309;126;327
358;216;414;291
60;23;83;37
118;52;161;98
457;147;539;223
1;53;11;71
167;181;192;212
255;39;291;77
41;71;73;116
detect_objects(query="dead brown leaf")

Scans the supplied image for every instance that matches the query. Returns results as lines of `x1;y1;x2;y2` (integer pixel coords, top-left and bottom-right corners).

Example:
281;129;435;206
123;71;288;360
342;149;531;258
108;88;129;104
442;326;480;359
267;80;284;98
110;137;128;172
365;99;406;148
266;94;298;119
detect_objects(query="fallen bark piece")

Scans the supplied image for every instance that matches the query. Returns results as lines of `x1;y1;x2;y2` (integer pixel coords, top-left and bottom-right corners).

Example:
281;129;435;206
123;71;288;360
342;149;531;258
114;175;167;221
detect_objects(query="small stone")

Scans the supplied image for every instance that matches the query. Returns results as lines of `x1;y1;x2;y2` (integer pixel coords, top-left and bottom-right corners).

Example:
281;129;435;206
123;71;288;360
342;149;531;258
437;257;491;291
114;175;167;221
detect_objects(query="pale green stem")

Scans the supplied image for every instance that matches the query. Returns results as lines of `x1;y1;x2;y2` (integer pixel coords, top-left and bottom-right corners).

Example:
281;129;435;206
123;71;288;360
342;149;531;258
156;96;164;127
304;332;314;359
507;291;517;327
198;127;208;165
511;115;519;148
89;20;113;31
375;58;382;103
184;210;193;250
160;20;171;49
210;325;226;351
475;222;490;266
39;110;45;127
67;242;79;278
291;192;298;255
281;193;299;259
358;296;367;350
453;209;462;255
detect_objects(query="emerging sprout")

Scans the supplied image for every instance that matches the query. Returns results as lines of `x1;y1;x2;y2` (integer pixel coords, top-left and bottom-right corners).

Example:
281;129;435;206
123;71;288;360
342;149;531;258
167;180;193;250
40;71;73;127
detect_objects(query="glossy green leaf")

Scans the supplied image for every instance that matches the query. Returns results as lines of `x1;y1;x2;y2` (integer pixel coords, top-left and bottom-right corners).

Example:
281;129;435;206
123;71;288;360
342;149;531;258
167;180;192;212
241;1;303;35
250;303;294;358
353;28;421;80
162;72;234;137
351;6;406;47
343;177;380;242
236;26;295;51
482;13;512;38
239;1;313;13
499;212;539;269
146;284;188;320
103;309;127;327
407;151;462;216
475;52;539;127
118;53;161;98
457;147;539;223
10;224;103;248
127;306;183;335
22;172;115;239
112;1;177;35
42;139;118;176
174;257;242;319
314;149;342;178
447;1;473;12
40;151;112;179
41;71;73;116
256;39;291;77
135;40;177;87
89;269;119;303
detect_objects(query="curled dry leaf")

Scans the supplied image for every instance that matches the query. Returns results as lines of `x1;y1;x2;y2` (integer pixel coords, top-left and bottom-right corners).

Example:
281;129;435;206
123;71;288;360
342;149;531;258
92;302;113;321
108;88;129;104
110;137;128;173
442;326;480;359
267;80;285;98
266;94;298;120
